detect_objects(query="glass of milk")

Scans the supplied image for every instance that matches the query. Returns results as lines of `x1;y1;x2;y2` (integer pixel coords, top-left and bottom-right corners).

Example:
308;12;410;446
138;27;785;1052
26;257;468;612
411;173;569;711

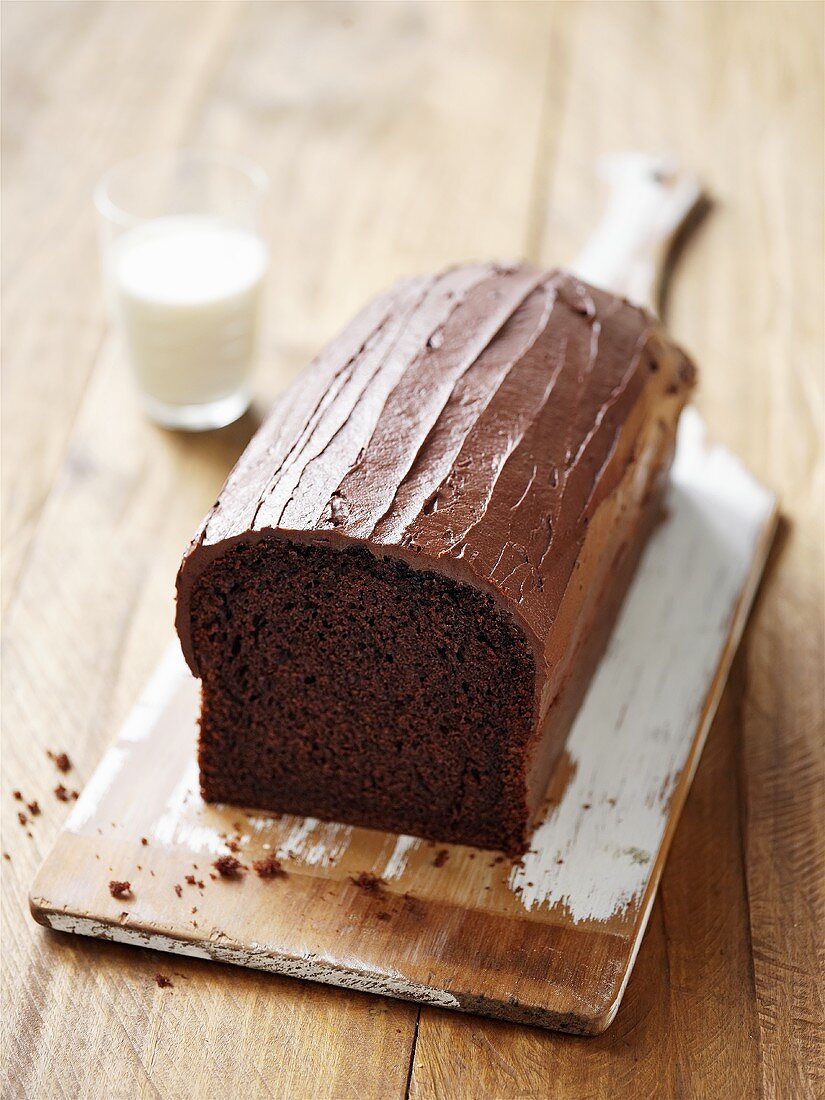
95;150;268;431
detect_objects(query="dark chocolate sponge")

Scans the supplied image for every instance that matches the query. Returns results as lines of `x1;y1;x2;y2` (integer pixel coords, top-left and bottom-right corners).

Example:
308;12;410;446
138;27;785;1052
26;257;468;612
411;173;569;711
191;539;535;853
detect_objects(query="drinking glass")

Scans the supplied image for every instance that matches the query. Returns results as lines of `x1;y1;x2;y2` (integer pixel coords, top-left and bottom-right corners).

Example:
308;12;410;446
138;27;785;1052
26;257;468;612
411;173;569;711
95;150;269;431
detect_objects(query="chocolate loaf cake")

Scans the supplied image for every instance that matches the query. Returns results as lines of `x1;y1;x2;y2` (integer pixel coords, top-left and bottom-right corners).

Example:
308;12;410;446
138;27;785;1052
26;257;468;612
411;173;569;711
176;263;696;855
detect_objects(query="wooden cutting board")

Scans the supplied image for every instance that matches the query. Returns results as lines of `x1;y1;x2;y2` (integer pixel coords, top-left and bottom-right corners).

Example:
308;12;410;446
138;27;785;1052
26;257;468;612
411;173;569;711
29;409;776;1033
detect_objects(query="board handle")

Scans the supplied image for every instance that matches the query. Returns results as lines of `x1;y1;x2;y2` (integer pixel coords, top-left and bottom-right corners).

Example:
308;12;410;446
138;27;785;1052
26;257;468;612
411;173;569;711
570;153;703;314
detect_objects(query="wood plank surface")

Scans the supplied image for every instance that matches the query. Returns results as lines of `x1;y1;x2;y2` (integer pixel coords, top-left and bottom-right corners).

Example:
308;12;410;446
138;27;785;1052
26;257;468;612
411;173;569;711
2;2;822;1098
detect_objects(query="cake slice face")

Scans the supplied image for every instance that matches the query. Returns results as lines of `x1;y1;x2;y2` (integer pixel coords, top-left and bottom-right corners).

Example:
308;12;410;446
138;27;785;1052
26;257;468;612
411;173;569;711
176;263;696;854
188;537;536;853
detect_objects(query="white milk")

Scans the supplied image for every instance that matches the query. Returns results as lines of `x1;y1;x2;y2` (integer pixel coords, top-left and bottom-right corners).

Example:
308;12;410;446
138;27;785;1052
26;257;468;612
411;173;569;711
110;216;267;409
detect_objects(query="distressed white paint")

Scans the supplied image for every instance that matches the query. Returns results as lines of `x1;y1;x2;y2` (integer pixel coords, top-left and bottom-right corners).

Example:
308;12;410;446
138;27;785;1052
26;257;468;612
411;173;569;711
571;152;702;311
151;759;228;854
63;745;131;832
119;645;189;742
300;823;354;868
509;408;775;918
44;913;461;1008
382;834;420;880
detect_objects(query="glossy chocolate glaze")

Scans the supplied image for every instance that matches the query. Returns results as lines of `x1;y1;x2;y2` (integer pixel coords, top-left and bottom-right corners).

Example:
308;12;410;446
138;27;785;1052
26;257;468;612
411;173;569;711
176;263;695;683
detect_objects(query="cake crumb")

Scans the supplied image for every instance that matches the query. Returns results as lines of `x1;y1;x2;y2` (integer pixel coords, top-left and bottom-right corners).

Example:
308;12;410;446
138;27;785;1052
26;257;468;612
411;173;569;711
432;849;449;868
350;872;383;894
174;884;182;898
226;839;241;853
54;784;70;802
402;891;424;917
27;800;41;816
252;856;287;879
213;855;243;878
109;880;131;899
48;751;72;773
154;973;173;989
141;837;148;846
17;811;28;826
185;874;205;888
12;790;22;801
3;852;10;861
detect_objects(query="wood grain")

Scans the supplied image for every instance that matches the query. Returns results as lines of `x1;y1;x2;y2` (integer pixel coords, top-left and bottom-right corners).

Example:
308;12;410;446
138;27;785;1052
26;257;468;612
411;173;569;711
2;1;822;1097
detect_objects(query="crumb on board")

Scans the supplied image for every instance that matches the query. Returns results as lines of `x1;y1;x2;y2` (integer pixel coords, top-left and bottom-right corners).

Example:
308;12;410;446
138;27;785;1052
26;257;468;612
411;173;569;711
174;884;182;898
109;880;131;900
350;872;384;894
225;839;241;853
184;874;205;888
140;837;148;846
213;855;243;878
154;973;173;989
17;812;28;826
54;785;70;802
26;801;41;816
12;791;22;801
252;856;287;879
2;852;10;861
48;750;72;773
401;891;424;917
432;849;449;868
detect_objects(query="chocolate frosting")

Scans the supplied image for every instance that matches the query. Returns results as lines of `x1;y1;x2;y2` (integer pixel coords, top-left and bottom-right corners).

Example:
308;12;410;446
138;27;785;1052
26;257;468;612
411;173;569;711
176;263;695;676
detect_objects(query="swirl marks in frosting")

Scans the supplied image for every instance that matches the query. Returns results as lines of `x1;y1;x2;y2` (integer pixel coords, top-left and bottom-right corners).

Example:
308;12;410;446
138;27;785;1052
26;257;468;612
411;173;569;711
178;263;695;670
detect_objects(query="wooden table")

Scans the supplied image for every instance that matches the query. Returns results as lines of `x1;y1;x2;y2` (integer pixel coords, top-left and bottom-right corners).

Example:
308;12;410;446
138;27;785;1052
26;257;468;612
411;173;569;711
2;2;822;1096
